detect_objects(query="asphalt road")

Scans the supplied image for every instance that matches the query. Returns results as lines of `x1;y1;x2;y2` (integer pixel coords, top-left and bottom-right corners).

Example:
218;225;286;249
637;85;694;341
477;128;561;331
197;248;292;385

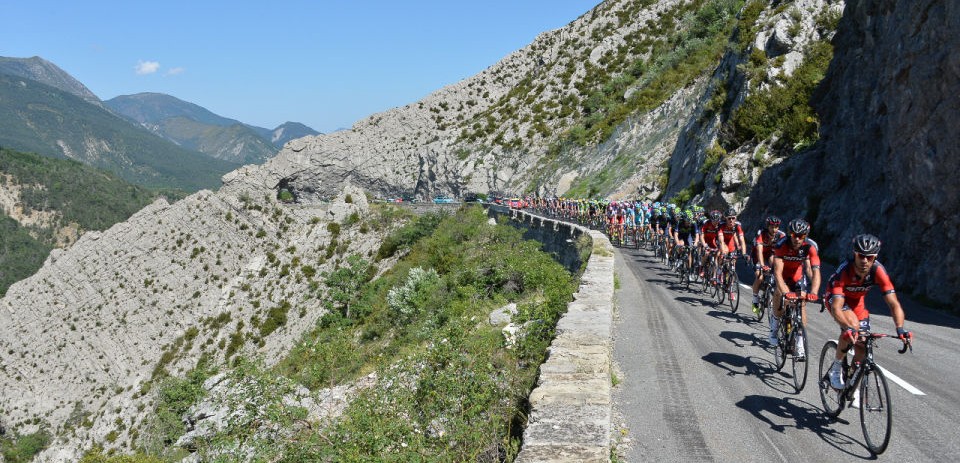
610;244;960;462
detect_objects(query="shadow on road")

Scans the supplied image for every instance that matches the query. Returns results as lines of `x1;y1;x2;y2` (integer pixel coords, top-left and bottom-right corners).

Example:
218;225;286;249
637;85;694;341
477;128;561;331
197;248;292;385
735;395;877;459
718;330;765;350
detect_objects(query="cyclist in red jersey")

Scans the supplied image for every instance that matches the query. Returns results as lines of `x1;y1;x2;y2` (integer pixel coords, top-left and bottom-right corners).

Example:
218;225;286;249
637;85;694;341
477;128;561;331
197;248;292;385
700;210;725;278
752;216;785;313
720;207;748;257
825;234;911;389
769;218;821;358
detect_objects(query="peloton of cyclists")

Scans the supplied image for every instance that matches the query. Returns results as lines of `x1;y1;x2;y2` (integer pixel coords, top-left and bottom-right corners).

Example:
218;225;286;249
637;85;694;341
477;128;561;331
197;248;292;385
752;215;786;314
825;234;912;389
769;218;821;359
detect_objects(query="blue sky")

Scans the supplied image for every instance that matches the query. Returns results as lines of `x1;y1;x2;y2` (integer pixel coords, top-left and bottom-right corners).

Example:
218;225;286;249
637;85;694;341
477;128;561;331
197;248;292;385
1;1;600;133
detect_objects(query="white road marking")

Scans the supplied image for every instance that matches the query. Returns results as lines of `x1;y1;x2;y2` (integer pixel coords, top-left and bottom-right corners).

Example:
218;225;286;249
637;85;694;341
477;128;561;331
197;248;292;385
879;365;926;395
760;431;790;463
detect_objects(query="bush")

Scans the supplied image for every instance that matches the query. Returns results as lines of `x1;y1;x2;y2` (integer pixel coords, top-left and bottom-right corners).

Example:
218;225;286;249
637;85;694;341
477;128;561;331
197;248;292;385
1;430;51;463
387;267;441;324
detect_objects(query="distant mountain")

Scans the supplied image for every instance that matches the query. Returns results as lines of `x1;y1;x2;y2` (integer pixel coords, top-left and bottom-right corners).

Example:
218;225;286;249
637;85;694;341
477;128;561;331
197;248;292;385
248;121;321;147
0;56;102;106
106;93;318;164
0;73;238;191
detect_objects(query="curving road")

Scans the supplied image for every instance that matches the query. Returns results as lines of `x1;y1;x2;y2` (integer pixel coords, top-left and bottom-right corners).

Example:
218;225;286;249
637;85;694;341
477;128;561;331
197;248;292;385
610;244;960;462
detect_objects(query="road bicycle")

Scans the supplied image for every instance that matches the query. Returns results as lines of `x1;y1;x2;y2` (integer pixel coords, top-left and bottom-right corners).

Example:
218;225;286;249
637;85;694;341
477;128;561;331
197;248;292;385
754;265;774;322
772;292;812;393
715;252;741;312
649;231;666;263
818;328;912;455
673;244;692;289
699;249;720;296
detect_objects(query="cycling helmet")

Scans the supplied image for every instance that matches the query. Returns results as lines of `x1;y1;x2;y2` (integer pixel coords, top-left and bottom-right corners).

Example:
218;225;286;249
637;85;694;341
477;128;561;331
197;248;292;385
725;207;737;217
788;218;810;235
709;210;722;222
852;234;881;255
764;215;781;227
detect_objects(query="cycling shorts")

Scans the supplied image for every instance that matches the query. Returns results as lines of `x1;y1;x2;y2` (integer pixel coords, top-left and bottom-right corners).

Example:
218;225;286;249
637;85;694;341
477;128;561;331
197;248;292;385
838;317;871;333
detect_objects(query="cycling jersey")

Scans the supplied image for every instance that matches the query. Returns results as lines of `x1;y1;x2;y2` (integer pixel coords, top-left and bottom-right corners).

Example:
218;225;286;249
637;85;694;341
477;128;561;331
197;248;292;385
827;259;895;320
773;236;820;283
675;219;700;245
701;221;722;248
720;221;745;252
754;228;786;262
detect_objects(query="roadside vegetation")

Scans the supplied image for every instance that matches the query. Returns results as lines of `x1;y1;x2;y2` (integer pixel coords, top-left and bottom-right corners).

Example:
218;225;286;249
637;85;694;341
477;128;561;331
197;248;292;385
120;205;578;461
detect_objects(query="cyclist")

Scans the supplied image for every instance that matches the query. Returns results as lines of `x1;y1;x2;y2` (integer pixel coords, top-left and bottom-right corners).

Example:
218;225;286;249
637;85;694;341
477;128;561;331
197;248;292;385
700;210;724;279
720;207;748;258
769;218;821;358
825;234;912;389
752;215;785;314
672;210;701;271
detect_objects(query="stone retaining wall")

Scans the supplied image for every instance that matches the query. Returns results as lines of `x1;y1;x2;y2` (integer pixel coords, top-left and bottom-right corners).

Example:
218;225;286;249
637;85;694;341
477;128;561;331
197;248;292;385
491;207;615;462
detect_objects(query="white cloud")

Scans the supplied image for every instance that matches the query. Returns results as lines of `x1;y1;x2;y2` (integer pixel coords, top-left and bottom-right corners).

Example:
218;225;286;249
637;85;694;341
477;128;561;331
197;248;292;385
165;67;185;76
134;60;160;75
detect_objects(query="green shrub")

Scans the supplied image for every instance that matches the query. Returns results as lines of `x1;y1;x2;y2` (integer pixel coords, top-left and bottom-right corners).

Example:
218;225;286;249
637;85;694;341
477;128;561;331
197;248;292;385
259;301;291;337
326;222;341;236
1;430;51;463
140;362;215;456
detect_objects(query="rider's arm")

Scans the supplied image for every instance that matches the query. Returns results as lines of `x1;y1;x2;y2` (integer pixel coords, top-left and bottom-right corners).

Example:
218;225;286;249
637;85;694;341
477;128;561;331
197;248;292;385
809;266;821;297
773;257;788;294
884;292;907;330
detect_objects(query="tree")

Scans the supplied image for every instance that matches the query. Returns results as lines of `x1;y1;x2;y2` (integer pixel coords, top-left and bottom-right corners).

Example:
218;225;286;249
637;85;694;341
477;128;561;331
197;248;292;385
323;254;372;319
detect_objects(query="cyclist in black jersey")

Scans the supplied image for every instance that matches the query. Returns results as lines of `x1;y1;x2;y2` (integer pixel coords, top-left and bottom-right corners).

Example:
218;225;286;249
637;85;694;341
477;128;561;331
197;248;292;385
672;210;702;270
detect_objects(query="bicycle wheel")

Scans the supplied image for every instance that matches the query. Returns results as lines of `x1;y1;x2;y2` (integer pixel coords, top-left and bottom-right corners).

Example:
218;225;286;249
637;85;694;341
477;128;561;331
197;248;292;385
860;367;893;455
773;318;787;371
715;268;727;304
726;266;741;313
818;340;845;418
700;263;712;294
791;324;809;393
756;287;770;322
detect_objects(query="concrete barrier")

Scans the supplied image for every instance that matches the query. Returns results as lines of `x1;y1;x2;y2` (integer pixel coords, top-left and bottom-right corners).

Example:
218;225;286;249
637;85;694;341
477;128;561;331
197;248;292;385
491;207;615;462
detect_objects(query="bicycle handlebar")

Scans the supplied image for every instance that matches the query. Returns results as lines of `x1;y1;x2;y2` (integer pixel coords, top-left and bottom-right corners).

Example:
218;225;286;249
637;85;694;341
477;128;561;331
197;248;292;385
784;292;819;302
851;330;913;354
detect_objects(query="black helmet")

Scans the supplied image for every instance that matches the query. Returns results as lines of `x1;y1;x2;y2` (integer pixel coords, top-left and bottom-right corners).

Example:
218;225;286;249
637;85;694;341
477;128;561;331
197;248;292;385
852;234;881;255
788;218;810;235
765;215;781;227
725;207;737;218
709;210;722;222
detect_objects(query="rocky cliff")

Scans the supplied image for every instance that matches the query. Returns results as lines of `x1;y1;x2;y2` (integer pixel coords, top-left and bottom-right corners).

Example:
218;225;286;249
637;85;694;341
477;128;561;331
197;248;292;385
0;184;385;460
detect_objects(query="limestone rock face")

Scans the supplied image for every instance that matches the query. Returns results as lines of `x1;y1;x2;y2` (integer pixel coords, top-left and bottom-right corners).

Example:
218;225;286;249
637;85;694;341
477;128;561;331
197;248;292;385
0;182;384;458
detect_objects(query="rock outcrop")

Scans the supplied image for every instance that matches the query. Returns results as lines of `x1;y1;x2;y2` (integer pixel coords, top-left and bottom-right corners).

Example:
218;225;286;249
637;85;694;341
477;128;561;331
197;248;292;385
0;183;384;459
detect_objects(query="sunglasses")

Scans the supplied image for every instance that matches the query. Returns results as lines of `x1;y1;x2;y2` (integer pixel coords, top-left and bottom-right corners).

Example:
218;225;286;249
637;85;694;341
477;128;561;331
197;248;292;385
791;233;807;239
855;252;877;262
